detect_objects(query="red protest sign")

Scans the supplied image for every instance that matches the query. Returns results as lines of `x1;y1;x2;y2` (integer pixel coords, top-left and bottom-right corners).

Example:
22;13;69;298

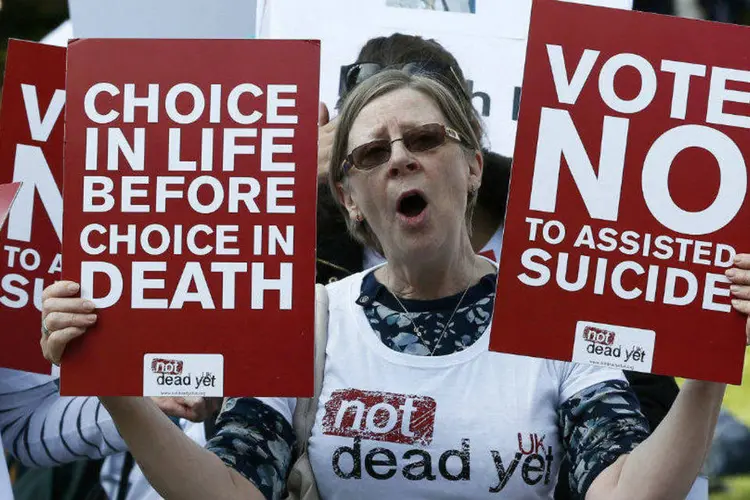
0;183;23;231
0;40;66;374
61;39;320;396
491;0;750;384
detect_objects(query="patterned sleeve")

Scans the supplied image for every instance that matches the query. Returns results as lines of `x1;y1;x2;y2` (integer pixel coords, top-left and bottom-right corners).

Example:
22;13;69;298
205;397;296;500
559;379;650;499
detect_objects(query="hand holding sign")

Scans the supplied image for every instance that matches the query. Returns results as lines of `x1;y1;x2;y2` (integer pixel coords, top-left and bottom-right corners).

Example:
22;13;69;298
727;254;750;340
40;280;96;365
317;102;339;180
150;396;222;422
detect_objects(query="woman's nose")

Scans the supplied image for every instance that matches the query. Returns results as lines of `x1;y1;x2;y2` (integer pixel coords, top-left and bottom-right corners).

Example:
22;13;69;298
387;140;419;177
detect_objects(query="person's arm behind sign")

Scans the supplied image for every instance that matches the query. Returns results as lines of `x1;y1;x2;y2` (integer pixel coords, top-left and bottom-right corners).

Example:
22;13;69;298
100;396;265;500
585;380;723;500
40;281;266;500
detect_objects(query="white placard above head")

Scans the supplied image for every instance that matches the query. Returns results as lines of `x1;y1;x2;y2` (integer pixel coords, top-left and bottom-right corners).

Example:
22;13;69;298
70;0;256;38
257;0;631;156
41;20;74;47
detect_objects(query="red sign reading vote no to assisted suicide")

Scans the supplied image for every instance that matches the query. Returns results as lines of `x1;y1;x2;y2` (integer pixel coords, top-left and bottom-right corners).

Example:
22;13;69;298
61;39;320;396
0;40;66;375
492;1;750;384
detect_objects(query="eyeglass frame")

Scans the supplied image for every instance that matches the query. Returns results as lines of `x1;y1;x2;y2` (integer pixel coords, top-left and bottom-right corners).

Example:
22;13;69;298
341;123;466;175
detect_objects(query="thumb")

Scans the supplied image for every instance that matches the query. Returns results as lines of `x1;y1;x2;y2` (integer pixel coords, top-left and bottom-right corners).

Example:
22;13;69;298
318;101;330;126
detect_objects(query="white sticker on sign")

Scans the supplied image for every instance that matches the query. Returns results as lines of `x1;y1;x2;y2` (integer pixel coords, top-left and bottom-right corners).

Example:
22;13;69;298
143;354;224;397
572;321;655;372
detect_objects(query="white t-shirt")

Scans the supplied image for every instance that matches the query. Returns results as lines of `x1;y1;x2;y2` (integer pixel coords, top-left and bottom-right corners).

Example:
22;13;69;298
263;269;625;499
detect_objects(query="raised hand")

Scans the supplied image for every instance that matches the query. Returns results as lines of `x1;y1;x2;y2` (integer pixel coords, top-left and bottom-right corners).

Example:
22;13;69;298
40;281;96;365
728;253;750;344
317;101;339;180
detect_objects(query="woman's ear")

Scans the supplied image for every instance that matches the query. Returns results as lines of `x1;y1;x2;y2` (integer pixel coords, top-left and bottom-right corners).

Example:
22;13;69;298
468;149;483;192
335;181;360;222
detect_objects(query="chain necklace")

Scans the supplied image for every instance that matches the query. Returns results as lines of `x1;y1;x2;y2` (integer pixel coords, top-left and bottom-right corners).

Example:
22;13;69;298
390;285;471;356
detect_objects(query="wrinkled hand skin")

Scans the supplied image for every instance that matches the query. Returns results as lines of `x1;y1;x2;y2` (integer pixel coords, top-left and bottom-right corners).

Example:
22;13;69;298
727;253;750;343
150;396;223;422
318;101;339;181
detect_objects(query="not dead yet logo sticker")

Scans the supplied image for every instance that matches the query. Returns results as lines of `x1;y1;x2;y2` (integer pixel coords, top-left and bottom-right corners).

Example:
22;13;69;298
143;353;223;397
572;321;655;372
322;389;556;492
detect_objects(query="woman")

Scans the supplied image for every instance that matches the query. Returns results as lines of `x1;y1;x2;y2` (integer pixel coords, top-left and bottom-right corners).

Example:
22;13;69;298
317;33;681;500
41;70;750;500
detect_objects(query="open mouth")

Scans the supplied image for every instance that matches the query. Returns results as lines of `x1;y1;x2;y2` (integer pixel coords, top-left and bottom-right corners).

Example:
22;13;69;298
397;191;428;218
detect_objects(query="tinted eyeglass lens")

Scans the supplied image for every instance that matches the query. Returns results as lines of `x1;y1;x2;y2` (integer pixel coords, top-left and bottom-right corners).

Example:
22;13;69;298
349;124;448;170
402;124;446;152
353;141;392;169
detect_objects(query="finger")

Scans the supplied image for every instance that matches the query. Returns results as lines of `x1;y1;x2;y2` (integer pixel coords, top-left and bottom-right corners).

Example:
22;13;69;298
180;410;204;422
42;281;80;302
320;113;339;134
726;268;750;285
153;398;193;420
733;253;750;269
42;297;95;316
44;311;97;332
185;399;210;421
730;285;750;301
180;396;205;409
318;101;330;127
44;326;86;364
731;299;750;316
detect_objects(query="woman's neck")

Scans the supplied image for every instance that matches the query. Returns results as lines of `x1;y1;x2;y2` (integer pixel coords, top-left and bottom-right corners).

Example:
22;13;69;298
377;238;490;300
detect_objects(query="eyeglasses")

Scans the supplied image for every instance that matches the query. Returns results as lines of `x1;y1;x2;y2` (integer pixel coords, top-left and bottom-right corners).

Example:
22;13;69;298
338;61;467;98
343;123;465;174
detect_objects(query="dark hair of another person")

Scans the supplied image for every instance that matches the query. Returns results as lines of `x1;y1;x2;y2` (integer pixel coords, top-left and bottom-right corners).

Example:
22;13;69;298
341;34;511;224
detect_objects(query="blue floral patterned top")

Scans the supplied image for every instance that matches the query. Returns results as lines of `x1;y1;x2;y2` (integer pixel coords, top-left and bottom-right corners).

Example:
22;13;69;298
206;271;649;500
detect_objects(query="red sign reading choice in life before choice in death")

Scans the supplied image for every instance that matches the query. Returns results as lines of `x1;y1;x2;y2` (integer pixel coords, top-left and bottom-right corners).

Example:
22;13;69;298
491;0;750;384
61;39;320;396
0;40;66;375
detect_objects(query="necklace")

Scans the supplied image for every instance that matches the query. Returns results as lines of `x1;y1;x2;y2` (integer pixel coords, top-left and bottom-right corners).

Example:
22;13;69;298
391;285;471;356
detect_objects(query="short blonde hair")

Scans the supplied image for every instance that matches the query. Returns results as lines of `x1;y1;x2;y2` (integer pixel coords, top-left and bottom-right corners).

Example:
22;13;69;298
329;70;483;254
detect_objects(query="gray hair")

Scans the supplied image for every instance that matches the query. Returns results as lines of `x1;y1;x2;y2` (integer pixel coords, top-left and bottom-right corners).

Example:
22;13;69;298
328;69;484;255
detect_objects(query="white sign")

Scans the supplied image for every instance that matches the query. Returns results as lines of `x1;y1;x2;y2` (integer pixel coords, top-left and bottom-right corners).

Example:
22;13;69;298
70;0;256;38
257;0;631;155
572;321;655;372
143;353;224;397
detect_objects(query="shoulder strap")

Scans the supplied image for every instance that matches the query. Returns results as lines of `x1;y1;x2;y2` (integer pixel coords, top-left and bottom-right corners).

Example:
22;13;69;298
293;283;329;454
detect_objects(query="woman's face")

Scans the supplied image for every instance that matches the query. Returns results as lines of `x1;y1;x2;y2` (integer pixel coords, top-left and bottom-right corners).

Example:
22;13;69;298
338;87;482;262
